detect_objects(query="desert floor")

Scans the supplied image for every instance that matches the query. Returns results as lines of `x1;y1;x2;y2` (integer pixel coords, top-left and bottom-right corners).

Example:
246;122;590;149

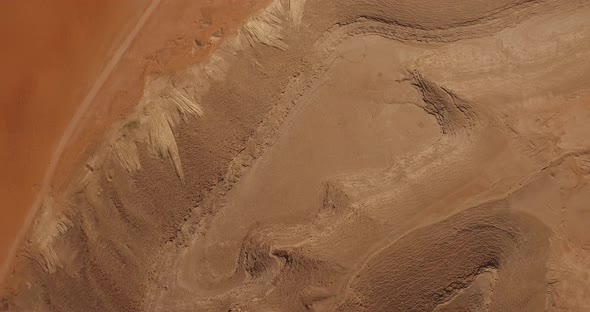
2;0;590;311
0;0;267;277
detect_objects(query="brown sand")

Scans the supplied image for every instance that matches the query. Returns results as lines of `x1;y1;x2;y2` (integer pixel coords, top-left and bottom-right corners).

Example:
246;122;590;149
2;0;590;311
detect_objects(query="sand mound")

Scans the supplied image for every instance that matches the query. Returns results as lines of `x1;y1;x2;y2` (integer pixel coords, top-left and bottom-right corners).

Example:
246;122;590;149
2;0;590;311
335;204;550;311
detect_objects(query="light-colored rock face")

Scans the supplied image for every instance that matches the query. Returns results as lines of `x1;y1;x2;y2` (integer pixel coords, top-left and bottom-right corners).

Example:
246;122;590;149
0;0;152;270
0;0;269;282
3;0;590;311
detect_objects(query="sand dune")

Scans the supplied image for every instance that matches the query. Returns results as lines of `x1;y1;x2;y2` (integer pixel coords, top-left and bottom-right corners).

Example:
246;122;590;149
2;0;590;311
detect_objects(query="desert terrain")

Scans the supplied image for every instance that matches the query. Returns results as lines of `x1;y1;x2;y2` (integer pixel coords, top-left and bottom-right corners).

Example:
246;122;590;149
0;0;268;277
2;0;590;311
0;0;152;269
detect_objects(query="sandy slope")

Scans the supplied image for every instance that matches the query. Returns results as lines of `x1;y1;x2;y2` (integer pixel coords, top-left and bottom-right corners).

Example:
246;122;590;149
0;0;150;272
0;0;270;282
2;0;590;311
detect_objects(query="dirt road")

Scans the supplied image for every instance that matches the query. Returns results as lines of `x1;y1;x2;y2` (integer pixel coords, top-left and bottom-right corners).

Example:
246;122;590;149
0;0;151;276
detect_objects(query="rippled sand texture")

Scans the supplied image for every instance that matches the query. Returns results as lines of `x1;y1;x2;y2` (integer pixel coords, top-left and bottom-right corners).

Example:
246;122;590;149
2;0;590;311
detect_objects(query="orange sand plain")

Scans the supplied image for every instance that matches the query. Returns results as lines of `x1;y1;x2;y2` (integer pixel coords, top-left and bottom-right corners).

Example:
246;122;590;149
0;0;150;268
0;0;267;272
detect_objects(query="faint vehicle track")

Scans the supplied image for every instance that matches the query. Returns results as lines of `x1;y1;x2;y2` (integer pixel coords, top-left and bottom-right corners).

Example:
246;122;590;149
0;0;162;285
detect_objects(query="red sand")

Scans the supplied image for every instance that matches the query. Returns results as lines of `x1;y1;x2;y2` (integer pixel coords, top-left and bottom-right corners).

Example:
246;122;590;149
0;0;269;272
0;0;150;268
52;0;271;190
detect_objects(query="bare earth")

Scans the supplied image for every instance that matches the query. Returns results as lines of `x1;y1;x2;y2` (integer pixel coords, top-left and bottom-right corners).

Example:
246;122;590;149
2;0;590;311
0;0;268;281
0;0;151;269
